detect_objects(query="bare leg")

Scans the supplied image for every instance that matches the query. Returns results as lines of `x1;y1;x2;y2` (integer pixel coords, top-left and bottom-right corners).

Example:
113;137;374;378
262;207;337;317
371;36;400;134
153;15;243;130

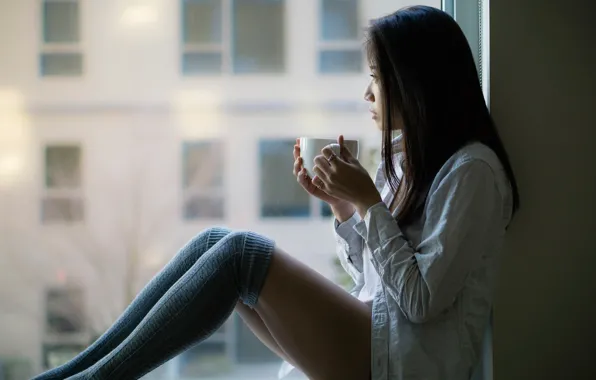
38;229;368;380
256;249;371;380
235;302;295;364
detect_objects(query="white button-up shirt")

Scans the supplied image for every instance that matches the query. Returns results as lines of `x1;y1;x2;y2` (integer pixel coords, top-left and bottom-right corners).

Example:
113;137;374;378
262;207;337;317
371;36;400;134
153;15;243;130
280;139;513;380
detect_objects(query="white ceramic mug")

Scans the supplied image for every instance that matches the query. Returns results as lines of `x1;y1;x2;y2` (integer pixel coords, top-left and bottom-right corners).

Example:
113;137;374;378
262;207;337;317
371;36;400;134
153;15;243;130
299;137;359;176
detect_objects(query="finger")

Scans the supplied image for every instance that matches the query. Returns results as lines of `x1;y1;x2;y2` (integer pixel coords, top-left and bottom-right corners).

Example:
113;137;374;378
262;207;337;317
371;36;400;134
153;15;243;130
337;135;347;158
321;146;340;168
298;168;324;196
337;136;354;161
313;155;332;176
293;157;303;176
341;147;354;161
297;168;314;191
312;164;329;183
311;175;326;191
293;144;300;160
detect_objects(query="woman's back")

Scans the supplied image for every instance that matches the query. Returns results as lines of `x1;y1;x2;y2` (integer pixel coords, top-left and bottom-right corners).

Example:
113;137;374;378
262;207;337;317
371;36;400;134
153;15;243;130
367;141;512;379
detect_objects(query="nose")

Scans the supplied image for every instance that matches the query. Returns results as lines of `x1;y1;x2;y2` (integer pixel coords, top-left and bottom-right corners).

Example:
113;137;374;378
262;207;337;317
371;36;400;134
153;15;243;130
364;81;374;102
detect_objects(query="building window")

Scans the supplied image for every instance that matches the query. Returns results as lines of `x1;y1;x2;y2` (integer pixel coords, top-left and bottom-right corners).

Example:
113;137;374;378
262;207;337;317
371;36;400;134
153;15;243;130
45;286;85;335
42;286;87;370
40;0;83;77
42;145;84;223
182;141;225;219
319;0;363;74
42;343;87;371
321;201;333;217
259;139;310;218
181;0;286;75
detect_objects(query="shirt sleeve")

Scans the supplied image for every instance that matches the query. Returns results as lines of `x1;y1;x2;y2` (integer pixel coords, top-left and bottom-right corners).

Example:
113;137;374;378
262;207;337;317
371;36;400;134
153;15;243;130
334;212;365;291
353;160;504;323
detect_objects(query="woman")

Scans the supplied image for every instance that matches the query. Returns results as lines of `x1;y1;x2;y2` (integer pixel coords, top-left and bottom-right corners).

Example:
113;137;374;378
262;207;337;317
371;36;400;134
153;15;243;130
34;5;519;380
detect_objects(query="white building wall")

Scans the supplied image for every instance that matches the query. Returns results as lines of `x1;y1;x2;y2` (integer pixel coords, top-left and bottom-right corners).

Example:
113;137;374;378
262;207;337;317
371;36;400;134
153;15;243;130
0;0;440;375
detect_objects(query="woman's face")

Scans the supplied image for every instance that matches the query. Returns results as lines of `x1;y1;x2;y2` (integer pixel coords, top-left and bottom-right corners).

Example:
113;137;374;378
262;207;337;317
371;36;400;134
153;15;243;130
364;67;383;130
364;66;404;132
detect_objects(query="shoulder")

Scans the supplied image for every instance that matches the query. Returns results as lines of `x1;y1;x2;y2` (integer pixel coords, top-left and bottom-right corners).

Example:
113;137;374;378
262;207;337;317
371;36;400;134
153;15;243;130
437;142;507;187
431;142;514;220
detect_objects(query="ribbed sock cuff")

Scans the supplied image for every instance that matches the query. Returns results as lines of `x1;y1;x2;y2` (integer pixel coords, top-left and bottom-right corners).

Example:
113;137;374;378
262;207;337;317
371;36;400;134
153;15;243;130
241;231;275;308
207;227;232;248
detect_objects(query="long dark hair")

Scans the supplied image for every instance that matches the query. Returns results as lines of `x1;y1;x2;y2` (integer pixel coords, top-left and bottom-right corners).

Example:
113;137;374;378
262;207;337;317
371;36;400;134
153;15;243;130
366;6;519;225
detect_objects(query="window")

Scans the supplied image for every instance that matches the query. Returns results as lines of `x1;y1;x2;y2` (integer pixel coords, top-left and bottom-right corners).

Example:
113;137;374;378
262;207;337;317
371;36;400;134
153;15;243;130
443;0;488;99
259;140;310;218
42;145;84;223
319;0;362;73
40;0;83;76
321;201;333;217
42;343;87;371
260;139;325;218
182;141;225;219
42;286;87;371
45;286;85;335
181;0;285;75
259;139;351;219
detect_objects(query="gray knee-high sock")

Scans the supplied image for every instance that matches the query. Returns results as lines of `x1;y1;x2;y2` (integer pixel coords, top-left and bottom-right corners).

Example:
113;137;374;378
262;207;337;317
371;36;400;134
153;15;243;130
32;227;231;380
69;230;275;380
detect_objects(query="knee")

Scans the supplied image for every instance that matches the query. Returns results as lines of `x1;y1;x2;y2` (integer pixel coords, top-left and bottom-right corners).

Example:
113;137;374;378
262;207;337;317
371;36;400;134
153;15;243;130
218;231;275;259
179;227;232;258
217;231;248;249
202;226;232;240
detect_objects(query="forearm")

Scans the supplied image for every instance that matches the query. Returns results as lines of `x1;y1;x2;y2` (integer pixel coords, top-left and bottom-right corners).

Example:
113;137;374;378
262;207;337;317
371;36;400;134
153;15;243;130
331;201;356;223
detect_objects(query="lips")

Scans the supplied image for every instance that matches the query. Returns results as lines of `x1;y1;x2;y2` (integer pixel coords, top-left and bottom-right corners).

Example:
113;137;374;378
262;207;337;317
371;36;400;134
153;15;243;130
370;109;378;119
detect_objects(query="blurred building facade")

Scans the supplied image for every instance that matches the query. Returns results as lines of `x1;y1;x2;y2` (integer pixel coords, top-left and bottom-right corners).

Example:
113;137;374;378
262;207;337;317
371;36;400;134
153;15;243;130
0;0;437;378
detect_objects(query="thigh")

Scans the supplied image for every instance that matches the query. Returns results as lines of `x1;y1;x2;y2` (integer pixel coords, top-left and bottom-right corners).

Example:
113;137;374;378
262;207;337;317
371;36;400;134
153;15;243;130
256;248;371;380
235;302;294;364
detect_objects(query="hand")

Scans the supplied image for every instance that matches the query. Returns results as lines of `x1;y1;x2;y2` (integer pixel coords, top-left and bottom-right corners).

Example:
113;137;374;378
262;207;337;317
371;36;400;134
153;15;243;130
311;135;382;217
292;138;350;207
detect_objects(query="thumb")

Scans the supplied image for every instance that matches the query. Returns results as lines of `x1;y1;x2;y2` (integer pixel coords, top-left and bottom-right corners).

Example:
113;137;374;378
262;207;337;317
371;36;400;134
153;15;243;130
338;135;355;161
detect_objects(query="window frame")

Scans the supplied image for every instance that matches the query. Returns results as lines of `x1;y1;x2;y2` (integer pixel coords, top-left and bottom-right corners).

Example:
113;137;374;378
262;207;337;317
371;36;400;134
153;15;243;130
442;0;490;104
39;0;84;77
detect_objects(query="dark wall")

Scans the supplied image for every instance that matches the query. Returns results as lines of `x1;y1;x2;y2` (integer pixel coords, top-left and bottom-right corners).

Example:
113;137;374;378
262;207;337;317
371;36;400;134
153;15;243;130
490;1;596;379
